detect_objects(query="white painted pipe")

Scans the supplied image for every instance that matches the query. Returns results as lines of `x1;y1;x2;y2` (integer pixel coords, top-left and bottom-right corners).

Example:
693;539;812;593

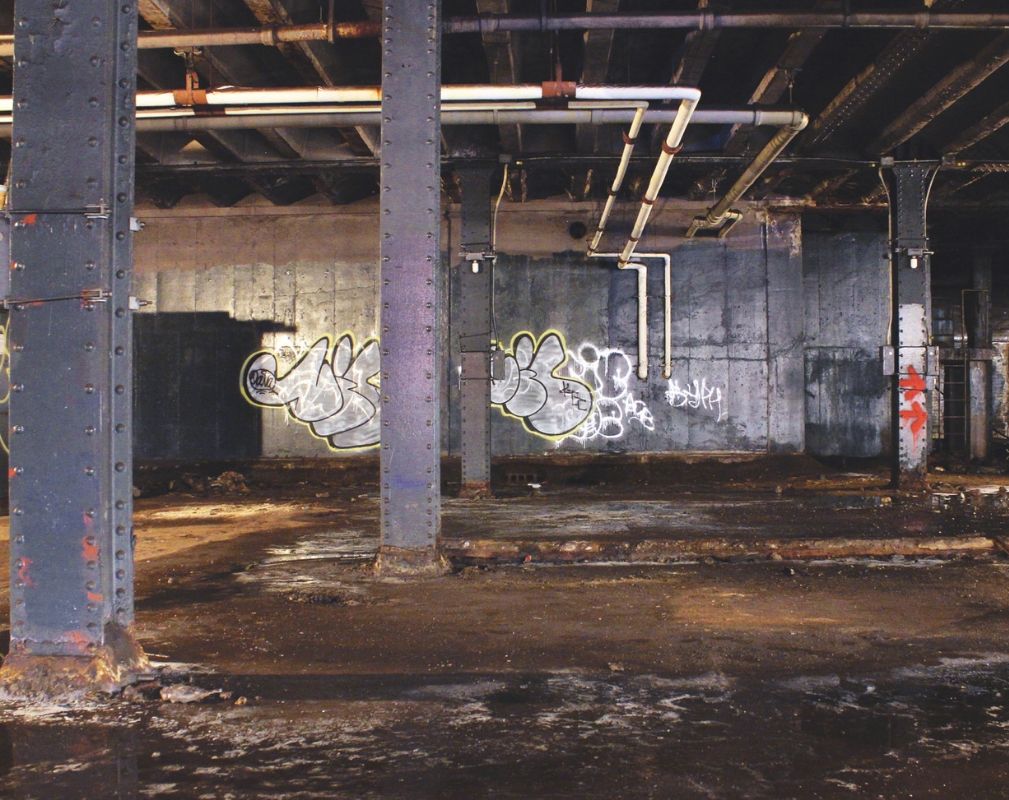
619;97;698;265
633;254;673;379
0;84;697;114
592;253;649;380
587;105;647;257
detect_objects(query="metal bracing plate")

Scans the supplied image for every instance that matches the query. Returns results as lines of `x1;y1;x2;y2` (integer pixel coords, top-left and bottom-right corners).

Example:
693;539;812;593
9;0;139;656
9;215;111;298
378;0;442;552
8;301;109;653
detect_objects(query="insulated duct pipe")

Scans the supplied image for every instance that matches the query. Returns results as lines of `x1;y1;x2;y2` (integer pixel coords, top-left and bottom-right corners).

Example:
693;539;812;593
587;106;647;256
1;11;1008;54
0;83;697;113
686;112;809;238
619;97;699;265
0;106;805;132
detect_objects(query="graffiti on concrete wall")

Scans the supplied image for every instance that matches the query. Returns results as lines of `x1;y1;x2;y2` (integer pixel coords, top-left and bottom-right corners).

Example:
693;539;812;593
562;343;654;443
665;377;726;422
241;334;380;450
491;331;594;439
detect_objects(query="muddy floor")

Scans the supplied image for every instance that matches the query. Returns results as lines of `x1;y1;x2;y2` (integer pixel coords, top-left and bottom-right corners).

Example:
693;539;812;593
2;455;1009;798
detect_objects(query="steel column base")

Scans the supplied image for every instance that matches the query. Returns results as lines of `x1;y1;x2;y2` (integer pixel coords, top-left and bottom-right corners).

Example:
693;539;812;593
374;546;450;577
459;481;493;500
0;626;148;699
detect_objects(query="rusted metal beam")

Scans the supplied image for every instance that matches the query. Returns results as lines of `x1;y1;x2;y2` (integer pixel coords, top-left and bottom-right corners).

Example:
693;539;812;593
942;96;1009;154
476;0;522;155
871;32;1009;154
239;0;379;156
575;0;620;155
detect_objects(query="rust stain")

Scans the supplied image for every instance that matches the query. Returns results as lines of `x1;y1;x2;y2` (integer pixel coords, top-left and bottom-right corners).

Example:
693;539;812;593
17;556;33;587
81;535;100;562
8;466;16;479
87;591;103;603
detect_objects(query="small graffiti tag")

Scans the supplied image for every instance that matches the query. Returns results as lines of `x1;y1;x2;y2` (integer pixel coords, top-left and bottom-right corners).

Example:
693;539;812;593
491;331;594;438
898;364;927;445
241;334;380;450
665;377;726;421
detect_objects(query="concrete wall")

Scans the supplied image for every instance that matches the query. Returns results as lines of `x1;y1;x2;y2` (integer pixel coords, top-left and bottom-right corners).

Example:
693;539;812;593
802;231;891;458
132;199;882;461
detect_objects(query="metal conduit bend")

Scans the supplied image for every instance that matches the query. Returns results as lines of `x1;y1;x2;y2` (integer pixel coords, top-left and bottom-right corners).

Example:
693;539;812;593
685;113;809;238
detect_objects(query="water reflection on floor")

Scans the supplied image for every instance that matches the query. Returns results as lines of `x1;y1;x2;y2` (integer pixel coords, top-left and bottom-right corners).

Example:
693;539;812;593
2;656;1009;798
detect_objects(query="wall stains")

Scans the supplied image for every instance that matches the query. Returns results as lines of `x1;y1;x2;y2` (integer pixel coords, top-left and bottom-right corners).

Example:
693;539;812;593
241;334;381;451
491;331;594;440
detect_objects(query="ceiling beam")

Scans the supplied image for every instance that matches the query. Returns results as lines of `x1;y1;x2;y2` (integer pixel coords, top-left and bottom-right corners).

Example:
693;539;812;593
870;32;1009;154
690;26;824;199
576;0;620;154
941;96;1009;155
239;0;379;156
476;0;522;155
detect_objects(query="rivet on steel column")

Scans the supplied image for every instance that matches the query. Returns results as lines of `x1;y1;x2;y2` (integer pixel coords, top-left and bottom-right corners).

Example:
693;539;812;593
0;0;148;695
375;0;446;574
881;158;940;491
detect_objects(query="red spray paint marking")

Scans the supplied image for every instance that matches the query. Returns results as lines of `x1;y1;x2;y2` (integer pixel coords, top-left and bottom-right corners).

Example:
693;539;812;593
87;591;104;604
8;467;16;480
900;400;928;445
899;365;926;402
81;535;100;563
21;214;37;226
17;556;33;588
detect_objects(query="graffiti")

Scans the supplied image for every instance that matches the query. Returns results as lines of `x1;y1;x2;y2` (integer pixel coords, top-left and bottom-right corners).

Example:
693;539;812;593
241;334;380;451
562;343;654;443
491;331;594;439
665;377;726;421
898;364;927;445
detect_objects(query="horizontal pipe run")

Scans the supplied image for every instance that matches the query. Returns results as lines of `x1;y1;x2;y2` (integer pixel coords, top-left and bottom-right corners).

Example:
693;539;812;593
0;107;807;135
2;11;1008;54
0;84;701;113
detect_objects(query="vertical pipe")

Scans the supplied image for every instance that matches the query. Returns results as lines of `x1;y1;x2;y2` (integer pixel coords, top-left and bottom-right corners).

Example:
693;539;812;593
377;0;444;573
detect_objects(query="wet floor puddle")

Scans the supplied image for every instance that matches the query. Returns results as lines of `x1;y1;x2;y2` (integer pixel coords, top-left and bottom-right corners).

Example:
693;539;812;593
1;656;1009;798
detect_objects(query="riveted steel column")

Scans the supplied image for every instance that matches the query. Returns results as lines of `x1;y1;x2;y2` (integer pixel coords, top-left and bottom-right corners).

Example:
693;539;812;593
968;247;992;462
377;0;443;571
1;0;145;688
458;167;494;498
884;161;939;489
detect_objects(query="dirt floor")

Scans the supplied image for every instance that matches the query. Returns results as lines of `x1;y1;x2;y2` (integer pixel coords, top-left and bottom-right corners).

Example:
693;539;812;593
2;454;1009;798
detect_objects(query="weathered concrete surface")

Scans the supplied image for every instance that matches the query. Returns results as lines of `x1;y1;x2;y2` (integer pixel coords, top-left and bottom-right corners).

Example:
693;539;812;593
803;231;891;458
3;501;1009;797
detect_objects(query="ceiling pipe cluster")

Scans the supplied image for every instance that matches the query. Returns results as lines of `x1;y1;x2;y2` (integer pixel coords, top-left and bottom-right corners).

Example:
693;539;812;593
2;10;1007;54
